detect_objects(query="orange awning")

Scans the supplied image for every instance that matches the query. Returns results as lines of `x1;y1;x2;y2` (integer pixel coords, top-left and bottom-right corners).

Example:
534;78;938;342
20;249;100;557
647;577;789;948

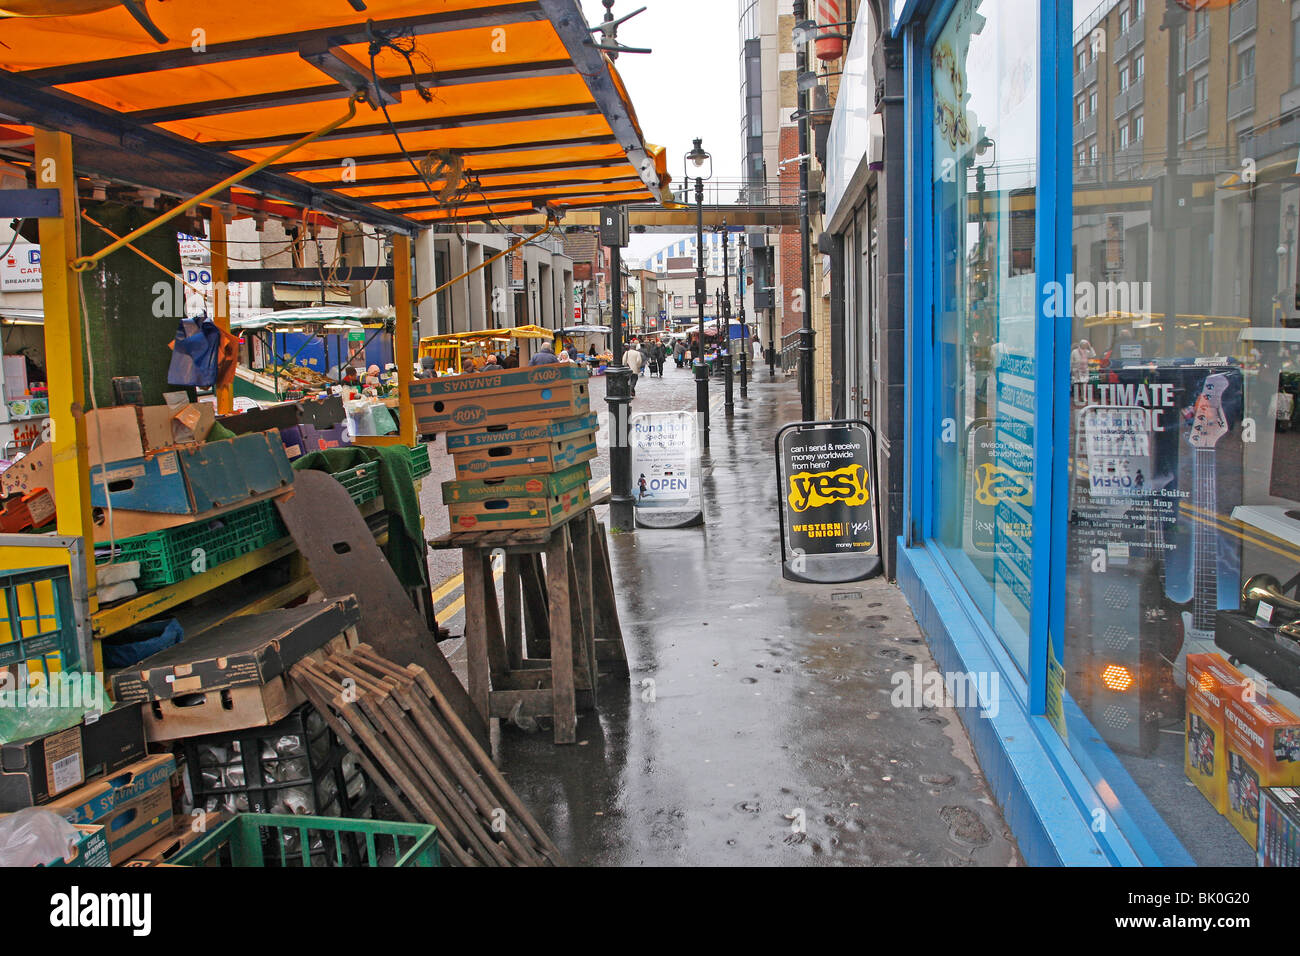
0;0;671;228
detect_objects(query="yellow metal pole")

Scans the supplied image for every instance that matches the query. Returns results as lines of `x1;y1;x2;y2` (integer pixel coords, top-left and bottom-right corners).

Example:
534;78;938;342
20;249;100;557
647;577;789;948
209;206;234;414
393;233;416;445
71;93;363;272
35;129;96;604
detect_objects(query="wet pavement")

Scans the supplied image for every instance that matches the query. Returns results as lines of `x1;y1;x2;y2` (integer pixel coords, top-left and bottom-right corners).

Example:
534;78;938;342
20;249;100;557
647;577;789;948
422;364;1020;866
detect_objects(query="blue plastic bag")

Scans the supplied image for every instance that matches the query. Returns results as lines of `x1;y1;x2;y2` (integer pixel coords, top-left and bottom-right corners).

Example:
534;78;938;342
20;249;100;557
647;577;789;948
167;318;221;388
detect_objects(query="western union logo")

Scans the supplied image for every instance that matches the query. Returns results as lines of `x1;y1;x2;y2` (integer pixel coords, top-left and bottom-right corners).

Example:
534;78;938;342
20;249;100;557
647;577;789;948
787;464;869;513
973;463;1033;506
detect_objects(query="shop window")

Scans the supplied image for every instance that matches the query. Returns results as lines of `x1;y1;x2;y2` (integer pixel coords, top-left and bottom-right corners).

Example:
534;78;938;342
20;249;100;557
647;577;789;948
929;0;1040;672
1066;0;1300;867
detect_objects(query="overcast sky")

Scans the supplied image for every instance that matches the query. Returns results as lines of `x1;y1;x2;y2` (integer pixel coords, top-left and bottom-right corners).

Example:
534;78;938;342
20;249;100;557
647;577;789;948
577;0;742;260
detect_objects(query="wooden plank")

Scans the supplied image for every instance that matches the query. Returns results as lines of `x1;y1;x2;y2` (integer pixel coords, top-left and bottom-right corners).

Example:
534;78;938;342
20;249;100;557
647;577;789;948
481;552;510;680
502;555;523;671
288;663;419;824
571;510;597;703
521;551;550;659
292;661;477;867
488;688;554;719
349;644;564;864
276;470;489;747
544;524;576;744
591;519;629;676
461;550;492;725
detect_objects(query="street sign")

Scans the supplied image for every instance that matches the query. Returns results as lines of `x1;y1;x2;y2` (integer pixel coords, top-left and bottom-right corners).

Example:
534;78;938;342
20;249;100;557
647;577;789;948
630;410;703;528
776;420;882;583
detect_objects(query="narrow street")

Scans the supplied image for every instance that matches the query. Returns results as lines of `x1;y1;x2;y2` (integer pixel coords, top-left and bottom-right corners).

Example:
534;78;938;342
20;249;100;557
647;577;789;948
422;367;1019;866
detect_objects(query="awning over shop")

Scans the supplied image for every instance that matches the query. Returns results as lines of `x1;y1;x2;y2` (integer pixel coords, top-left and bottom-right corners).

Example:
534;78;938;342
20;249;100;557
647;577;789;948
232;305;395;330
0;0;672;227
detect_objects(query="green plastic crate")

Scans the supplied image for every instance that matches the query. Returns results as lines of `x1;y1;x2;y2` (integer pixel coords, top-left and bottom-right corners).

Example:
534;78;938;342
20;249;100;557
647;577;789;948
113;500;288;590
408;443;431;480
171;813;441;867
333;462;381;506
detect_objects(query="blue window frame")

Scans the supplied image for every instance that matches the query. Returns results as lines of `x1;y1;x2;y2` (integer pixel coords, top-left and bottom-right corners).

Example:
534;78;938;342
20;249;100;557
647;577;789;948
896;0;1193;866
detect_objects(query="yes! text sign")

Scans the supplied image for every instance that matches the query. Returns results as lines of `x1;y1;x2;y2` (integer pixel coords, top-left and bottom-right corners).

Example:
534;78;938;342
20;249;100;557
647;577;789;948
776;421;881;583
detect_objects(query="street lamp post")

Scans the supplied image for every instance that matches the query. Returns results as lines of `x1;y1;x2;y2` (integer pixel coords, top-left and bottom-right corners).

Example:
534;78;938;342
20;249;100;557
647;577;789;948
738;233;748;398
686;137;712;450
794;0;815;422
720;222;734;417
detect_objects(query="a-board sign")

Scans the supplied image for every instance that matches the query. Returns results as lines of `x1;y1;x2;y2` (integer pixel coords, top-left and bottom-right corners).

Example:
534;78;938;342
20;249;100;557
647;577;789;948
630;410;702;528
776;420;882;583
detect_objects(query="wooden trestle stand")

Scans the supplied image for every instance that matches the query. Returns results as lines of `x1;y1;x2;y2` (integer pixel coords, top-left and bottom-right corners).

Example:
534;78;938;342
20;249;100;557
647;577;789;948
428;500;628;744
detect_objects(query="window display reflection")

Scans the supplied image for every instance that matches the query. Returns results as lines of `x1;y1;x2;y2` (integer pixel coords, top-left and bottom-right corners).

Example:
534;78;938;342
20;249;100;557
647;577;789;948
931;0;1039;672
1069;0;1300;866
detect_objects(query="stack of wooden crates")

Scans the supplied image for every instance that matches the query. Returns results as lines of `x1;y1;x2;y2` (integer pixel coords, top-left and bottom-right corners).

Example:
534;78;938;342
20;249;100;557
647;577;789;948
410;365;598;532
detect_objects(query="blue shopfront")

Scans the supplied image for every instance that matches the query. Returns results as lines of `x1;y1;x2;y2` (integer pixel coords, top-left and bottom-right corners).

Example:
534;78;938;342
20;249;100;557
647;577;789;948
891;0;1300;867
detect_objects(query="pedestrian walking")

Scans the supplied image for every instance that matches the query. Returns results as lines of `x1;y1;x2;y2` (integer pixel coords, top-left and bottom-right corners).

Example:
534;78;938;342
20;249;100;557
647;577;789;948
654;341;666;377
625;343;644;394
638;473;648;500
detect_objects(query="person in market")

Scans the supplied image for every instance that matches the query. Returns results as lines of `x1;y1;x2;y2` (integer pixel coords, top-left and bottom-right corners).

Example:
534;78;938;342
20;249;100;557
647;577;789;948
674;340;685;368
625;338;644;395
588;343;598;360
502;347;520;369
530;340;559;365
654;340;666;377
481;353;501;372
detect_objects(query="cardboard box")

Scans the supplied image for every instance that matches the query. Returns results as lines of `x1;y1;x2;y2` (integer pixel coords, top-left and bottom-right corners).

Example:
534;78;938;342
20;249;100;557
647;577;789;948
1223;693;1300;846
89;448;191;513
178;431;294;512
1259;787;1300;866
142;636;352;741
109;597;360;703
446;413;598;451
40;823;111;868
0;487;55;532
142;672;306;742
124;812;223;865
448;481;590;532
90;431;294;516
410;365;590;433
217;396;345;436
1184;653;1254;813
44;753;176;826
0;703;146;811
140;402;215;451
0;442;52;500
44;753;178;861
442;462;590;505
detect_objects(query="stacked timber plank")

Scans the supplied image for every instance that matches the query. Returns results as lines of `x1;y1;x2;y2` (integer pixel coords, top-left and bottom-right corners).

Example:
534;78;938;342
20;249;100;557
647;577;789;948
412;365;595;533
290;643;564;866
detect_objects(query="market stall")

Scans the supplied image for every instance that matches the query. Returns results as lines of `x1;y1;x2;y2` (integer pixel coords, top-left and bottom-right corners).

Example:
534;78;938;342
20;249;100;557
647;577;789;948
417;324;553;374
0;0;669;868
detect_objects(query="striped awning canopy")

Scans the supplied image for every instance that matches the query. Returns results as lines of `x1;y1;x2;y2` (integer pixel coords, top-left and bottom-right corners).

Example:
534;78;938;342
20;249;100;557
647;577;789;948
0;0;671;229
